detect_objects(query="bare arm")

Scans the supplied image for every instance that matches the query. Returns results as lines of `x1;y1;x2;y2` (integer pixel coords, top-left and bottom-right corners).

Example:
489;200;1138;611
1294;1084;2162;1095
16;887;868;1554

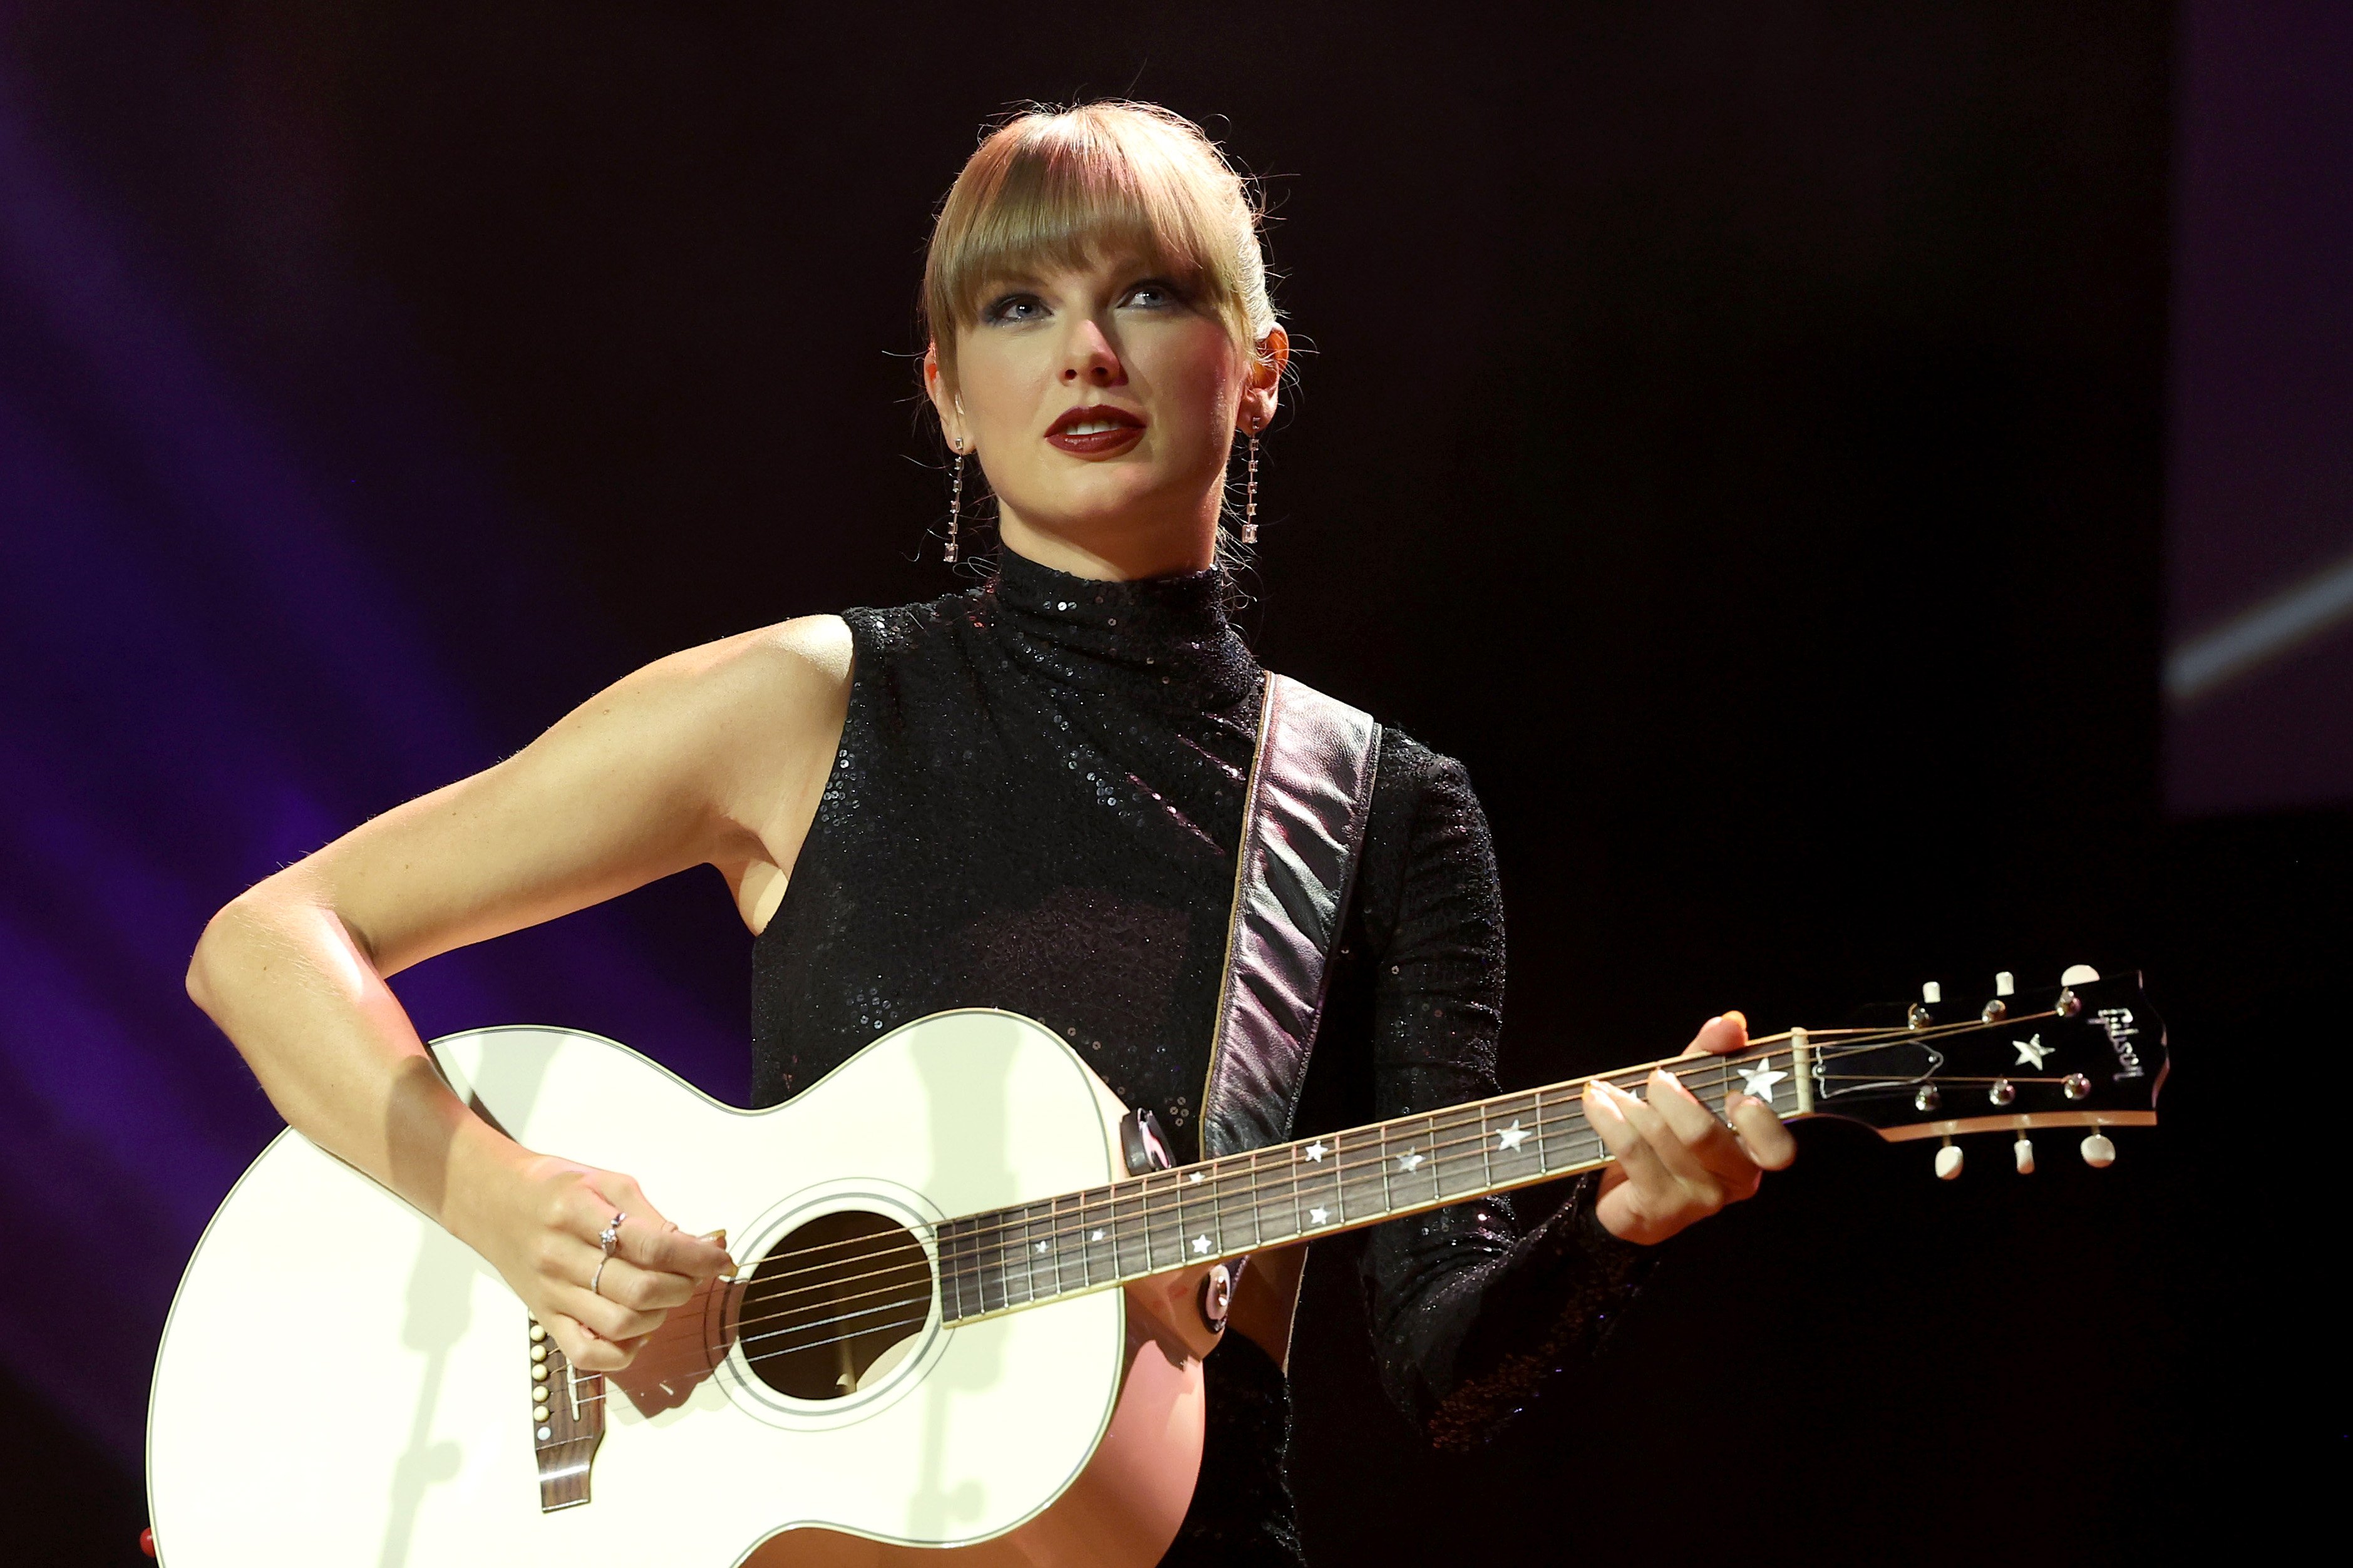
185;615;852;1368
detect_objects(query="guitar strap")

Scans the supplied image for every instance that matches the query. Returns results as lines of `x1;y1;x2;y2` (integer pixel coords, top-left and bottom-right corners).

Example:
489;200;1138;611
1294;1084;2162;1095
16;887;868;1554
1198;672;1381;1161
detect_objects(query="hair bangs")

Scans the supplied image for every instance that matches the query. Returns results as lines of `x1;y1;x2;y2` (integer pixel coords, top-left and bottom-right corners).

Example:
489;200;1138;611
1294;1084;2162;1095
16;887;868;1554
924;103;1274;389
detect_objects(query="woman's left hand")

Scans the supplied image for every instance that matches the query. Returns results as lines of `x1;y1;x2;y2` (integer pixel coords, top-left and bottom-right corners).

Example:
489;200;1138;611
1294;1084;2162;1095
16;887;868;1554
1582;1010;1798;1246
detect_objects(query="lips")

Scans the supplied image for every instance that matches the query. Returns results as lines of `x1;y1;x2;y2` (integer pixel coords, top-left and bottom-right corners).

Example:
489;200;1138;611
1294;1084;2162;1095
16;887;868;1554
1045;404;1146;457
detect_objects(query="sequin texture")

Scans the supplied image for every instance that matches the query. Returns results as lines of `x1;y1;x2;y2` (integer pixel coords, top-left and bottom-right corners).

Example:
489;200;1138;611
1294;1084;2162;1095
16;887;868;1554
749;548;1647;1562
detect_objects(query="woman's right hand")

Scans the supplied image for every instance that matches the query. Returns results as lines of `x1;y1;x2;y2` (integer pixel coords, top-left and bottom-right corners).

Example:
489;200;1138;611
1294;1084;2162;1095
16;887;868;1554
470;1155;736;1372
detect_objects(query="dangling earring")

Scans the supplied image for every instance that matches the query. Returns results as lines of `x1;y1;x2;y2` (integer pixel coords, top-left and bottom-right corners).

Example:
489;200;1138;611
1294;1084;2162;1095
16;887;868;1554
1241;418;1261;545
945;440;965;564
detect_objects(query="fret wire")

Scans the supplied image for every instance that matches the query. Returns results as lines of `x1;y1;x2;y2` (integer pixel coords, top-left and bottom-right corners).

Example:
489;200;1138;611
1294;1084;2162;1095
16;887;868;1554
1055;1192;1077;1294
931;1132;1624;1326
728;1025;2007;1335
926;1038;1833;1319
1288;1130;1306;1244
964;1137;1621;1313
962;1105;1612;1299
1340;1130;1357;1219
738;1025;2024;1322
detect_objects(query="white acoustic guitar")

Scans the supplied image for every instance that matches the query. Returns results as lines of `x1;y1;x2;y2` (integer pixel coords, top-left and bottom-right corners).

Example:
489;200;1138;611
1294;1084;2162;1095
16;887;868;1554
146;968;2163;1566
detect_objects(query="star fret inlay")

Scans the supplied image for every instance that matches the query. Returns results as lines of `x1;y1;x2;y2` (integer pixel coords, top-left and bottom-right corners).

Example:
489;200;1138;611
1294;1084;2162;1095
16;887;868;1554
1304;1142;1330;1162
1190;1234;1212;1256
1736;1059;1788;1104
1496;1120;1531;1152
1397;1150;1425;1172
1308;1206;1330;1226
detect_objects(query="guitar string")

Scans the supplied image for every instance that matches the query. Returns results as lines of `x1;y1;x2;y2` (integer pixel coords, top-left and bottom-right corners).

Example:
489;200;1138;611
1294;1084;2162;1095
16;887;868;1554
594;1015;2010;1294
543;1004;2106;1398
598;1117;1639;1371
662;1107;1708;1368
636;1078;1665;1354
580;1022;1898;1283
607;1013;2063;1357
685;1013;2034;1301
577;1011;2067;1360
580;1025;2108;1377
641;1062;2081;1365
698;1010;2051;1326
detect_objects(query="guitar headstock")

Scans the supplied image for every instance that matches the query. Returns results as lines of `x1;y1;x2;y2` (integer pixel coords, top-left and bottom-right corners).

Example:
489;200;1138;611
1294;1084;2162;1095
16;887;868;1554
1795;966;2165;1176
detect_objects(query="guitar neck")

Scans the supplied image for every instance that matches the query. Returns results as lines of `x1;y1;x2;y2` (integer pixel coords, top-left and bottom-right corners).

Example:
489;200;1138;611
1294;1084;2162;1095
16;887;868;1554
934;1034;1817;1325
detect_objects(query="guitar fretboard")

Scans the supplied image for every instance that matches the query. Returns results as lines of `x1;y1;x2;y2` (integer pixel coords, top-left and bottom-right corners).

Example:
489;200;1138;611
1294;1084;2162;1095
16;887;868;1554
932;1039;1810;1323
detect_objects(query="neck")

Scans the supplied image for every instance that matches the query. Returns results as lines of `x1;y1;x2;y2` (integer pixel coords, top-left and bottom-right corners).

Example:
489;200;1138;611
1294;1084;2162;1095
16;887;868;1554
933;1036;1818;1323
996;504;1218;582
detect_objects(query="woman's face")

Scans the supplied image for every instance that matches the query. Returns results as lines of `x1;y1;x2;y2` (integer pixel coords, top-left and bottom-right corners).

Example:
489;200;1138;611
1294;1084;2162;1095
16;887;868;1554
926;250;1283;578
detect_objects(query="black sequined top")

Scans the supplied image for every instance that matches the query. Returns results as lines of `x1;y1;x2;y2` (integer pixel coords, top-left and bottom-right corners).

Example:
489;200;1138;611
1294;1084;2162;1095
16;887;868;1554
750;548;1648;1565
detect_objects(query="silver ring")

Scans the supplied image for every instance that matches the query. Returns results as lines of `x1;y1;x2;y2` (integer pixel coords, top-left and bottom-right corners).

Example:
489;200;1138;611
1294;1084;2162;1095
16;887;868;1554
598;1211;626;1258
590;1257;609;1296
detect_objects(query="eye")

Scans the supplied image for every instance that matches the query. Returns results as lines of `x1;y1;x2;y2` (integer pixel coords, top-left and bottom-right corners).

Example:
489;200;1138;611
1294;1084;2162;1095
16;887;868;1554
982;292;1048;325
1121;279;1185;310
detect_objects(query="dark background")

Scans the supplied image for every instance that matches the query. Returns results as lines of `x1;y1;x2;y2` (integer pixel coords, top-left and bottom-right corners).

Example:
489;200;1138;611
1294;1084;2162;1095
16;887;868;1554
1;2;2340;1562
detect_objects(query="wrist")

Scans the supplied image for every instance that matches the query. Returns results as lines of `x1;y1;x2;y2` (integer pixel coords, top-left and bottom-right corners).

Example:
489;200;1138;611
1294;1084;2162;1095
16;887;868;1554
436;1110;532;1253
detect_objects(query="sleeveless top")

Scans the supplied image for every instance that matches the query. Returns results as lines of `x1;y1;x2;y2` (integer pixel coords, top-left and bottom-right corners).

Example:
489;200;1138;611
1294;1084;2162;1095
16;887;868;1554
750;548;1649;1565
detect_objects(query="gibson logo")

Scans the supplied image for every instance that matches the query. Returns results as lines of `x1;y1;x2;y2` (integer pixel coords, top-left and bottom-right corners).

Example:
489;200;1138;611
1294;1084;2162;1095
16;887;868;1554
2096;1007;2144;1080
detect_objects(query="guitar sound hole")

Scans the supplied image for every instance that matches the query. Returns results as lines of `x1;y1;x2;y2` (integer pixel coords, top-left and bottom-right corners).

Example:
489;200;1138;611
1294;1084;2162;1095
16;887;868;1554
738;1210;934;1402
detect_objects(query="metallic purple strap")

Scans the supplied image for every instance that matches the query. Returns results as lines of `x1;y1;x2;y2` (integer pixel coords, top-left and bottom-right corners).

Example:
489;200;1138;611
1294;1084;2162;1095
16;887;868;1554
1199;674;1381;1159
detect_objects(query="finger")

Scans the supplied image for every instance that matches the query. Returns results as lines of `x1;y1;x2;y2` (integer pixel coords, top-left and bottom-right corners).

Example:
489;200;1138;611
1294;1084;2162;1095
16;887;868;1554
553;1279;666;1346
577;1252;698;1313
1677;1010;1750;1060
590;1181;735;1283
1728;1094;1799;1171
548;1231;691;1318
1583;1079;1684;1201
542;1311;644;1373
1646;1067;1763;1194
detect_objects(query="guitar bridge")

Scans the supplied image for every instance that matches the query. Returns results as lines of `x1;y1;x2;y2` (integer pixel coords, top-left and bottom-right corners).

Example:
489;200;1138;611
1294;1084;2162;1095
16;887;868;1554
528;1317;605;1510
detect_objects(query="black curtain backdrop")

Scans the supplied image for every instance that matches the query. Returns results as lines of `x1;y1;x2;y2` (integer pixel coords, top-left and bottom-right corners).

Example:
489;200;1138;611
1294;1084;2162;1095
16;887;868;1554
2;3;2326;1563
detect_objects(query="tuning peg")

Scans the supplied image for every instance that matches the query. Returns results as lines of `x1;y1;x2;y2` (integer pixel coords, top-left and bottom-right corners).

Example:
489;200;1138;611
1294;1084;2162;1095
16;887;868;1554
2060;963;2101;986
1934;1139;1964;1180
1995;971;2016;998
2014;1135;2036;1175
1922;981;1942;1004
2080;1133;2116;1169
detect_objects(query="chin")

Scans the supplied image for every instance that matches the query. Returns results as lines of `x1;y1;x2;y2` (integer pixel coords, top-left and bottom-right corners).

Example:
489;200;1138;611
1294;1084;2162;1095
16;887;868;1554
1021;478;1184;535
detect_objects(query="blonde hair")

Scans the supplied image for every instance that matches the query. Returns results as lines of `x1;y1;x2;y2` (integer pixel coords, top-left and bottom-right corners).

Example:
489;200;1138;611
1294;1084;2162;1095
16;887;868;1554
922;101;1278;396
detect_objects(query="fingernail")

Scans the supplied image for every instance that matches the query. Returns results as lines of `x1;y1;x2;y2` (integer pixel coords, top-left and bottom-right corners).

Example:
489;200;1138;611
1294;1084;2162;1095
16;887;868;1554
1652;1066;1691;1100
1724;1009;1748;1030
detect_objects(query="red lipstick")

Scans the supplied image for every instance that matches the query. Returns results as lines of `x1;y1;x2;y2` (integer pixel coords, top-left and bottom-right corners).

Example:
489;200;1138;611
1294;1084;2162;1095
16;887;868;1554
1045;404;1146;456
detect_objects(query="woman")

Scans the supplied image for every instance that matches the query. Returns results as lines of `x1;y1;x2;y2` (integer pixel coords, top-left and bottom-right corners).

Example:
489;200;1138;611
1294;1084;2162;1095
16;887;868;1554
187;101;1793;1564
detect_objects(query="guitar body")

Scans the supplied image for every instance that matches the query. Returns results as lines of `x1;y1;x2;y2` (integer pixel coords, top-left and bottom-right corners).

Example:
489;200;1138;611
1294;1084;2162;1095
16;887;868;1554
147;1011;1212;1567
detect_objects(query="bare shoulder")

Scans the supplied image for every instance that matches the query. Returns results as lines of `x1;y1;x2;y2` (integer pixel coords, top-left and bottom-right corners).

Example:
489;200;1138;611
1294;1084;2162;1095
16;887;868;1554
622;613;850;714
570;614;850;768
619;617;852;926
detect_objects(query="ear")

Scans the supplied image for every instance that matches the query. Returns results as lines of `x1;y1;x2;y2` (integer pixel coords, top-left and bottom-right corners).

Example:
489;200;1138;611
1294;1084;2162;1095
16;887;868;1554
924;342;967;450
1237;325;1289;435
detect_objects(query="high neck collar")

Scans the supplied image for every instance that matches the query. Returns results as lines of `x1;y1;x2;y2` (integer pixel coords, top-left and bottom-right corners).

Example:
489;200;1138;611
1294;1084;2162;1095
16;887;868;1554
981;546;1259;712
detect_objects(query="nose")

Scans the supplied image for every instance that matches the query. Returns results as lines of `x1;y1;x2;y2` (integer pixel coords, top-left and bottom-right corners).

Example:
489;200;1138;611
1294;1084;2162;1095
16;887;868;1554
1060;316;1125;386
